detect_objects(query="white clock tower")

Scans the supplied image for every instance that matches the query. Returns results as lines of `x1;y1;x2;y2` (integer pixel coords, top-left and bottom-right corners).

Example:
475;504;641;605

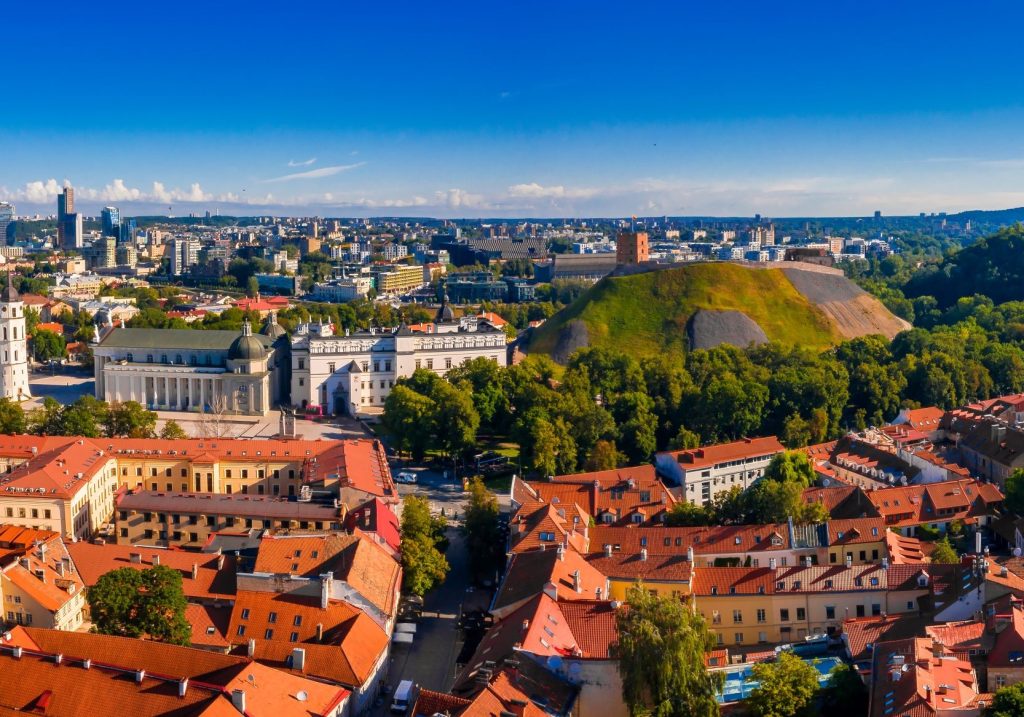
0;270;31;402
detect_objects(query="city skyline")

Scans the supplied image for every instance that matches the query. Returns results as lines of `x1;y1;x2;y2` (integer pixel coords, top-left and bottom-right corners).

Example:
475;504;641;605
7;2;1024;217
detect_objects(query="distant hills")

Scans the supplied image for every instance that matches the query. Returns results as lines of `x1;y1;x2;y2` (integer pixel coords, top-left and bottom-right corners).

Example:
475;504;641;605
527;262;910;362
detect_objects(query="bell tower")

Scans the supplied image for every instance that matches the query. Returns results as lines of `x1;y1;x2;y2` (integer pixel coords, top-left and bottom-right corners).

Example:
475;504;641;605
0;268;31;401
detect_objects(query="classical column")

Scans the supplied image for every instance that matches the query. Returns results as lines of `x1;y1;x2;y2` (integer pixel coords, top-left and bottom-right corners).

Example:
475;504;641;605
200;378;206;411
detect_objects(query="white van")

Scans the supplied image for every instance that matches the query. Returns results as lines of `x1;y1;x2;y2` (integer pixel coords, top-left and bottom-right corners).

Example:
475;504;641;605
397;472;418;484
391;680;414;714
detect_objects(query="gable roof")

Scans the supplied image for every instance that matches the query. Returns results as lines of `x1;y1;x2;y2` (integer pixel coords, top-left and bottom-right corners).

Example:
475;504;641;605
657;436;784;471
492;548;607;615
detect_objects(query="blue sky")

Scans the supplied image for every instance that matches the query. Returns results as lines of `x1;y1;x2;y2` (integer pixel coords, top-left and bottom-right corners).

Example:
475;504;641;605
5;1;1024;218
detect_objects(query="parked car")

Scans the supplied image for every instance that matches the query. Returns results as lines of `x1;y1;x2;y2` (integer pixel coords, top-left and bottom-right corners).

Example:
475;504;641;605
397;472;418;484
391;681;414;714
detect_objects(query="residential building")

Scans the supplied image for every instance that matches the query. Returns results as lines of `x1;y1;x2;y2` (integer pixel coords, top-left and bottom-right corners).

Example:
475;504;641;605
655;436;785;505
0;527;85;630
864;479;1003;536
115;491;345;548
512;469;676;527
311;276;373;302
867;638;981;717
62;212;83;250
959;419;1024;487
0;627;351;717
491;546;609;617
371;263;425;294
170;237;200;275
56;186;73;248
988;602;1024;691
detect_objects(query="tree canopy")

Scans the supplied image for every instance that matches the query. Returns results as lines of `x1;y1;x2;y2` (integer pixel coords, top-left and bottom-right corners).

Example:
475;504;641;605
746;651;821;717
88;566;190;645
400;496;449;596
615;585;723;717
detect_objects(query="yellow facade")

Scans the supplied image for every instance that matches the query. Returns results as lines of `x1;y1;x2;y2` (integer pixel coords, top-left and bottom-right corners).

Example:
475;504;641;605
605;577;691;602
822;540;887;565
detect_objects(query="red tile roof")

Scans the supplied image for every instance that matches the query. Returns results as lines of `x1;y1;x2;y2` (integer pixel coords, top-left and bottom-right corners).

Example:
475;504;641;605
691;567;775;596
868;638;978;717
827;518;887;545
492;548;608;615
925;620;988;653
659;436;784;471
558;600;619;659
66;542;236;601
590;523;791;556
988;604;1024;668
584;552;692;584
842;614;930;664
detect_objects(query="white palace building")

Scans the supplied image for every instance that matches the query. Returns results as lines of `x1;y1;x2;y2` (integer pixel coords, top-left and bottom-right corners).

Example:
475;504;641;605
290;300;509;416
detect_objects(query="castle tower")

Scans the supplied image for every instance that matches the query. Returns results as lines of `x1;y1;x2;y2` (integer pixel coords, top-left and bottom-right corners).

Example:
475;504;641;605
0;269;31;401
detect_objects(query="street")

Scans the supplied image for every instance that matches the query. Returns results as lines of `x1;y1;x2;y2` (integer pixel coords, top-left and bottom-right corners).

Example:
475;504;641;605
386;527;474;693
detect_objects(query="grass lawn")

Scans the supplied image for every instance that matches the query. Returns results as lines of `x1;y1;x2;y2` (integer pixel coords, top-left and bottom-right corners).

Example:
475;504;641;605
529;262;842;358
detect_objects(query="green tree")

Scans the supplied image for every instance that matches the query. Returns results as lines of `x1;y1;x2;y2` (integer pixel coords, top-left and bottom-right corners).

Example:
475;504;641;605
247;276;260;298
585;440;622;472
431;382;480;461
931;535;959;564
665;501;713;527
820;662;868;717
763;451;817;488
615;584;723;717
988;682;1024;717
31;328;66;363
668;426;700;450
464;477;504;581
400;496;449;595
382;385;436;461
1005;469;1024;517
0;398;26;434
105;401;158;438
88;566;190;645
746;651;820;717
159;419;189;440
58;396;108;438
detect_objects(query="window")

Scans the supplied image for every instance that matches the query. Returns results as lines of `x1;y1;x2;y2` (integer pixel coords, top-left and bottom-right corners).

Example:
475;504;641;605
872;603;881;616
293;615;302;626
734;633;743;645
237;626;246;636
426;359;433;369
445;357;452;369
267;611;277;623
758;631;767;643
825;606;836;620
264;629;274;639
241;609;250;620
780;609;789;622
796;607;806;621
290;632;299;642
997;675;1007;689
298;359;305;370
856;605;865;617
907;601;914;610
732;610;742;624
328;362;335;374
756;609;766;623
712;610;721;625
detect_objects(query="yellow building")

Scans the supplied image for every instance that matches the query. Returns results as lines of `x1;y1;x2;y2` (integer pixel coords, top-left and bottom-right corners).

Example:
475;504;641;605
372;264;424;294
585;549;692;601
0;528;86;630
693;564;918;647
0;436;396;540
822;518;888;565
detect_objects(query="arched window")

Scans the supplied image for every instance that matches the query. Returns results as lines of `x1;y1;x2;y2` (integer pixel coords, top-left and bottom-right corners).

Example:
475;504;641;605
2;328;6;340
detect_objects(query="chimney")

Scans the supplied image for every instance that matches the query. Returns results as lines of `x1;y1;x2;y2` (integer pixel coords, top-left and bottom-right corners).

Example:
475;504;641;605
556;544;565;561
153;553;160;566
38;542;46;562
231;690;246;714
509;699;529;717
191;563;198;580
543;581;558;600
82;658;91;670
769;558;777;570
178;678;188;698
292;647;306;672
247;638;256;658
316;623;324;642
320;571;333;609
640;548;648;562
687;546;694;563
845;555;852;568
976;531;983;555
19;557;29;570
12;647;22;659
604;544;612;558
522;619;530;633
217;554;225;571
130;552;142;564
882;557;890;570
135;669;145;684
572;570;582;594
54;654;63;665
804;556;812;567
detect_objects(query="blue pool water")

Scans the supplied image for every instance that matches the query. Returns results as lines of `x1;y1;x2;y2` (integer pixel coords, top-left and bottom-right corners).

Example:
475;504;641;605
718;655;843;703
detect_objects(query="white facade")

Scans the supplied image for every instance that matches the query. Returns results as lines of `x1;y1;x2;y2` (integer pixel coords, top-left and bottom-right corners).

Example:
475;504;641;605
0;284;31;401
310;277;372;302
290;319;508;415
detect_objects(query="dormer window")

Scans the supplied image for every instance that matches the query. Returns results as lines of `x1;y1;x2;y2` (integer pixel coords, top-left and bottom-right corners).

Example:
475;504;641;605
824;579;833;589
734;537;742;545
777;581;784;590
711;586;718;595
729;586;736;595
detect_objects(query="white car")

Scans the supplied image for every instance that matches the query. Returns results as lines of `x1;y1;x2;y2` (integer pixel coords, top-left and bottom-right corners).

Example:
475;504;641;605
397;472;418;484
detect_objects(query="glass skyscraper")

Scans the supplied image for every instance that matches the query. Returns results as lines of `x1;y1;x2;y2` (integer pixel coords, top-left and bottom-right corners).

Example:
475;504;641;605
0;202;13;245
101;206;120;237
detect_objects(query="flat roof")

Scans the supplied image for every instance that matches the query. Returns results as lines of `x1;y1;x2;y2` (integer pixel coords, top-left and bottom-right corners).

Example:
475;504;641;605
118;491;342;520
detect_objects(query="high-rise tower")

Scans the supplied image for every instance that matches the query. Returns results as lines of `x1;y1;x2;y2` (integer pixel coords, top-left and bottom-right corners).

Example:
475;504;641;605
57;186;74;248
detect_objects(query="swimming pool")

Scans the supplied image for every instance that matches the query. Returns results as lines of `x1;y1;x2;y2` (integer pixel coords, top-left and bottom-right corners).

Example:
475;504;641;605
717;655;844;703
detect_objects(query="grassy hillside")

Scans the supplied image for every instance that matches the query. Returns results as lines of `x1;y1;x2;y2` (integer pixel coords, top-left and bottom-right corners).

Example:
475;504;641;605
528;263;843;359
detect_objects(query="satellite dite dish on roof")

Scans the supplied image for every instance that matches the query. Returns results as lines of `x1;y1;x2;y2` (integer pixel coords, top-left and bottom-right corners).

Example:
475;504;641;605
1013;547;1022;557
296;691;308;702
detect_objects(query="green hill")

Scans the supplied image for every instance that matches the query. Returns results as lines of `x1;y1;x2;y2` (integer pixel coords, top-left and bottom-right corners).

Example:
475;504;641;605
528;262;908;361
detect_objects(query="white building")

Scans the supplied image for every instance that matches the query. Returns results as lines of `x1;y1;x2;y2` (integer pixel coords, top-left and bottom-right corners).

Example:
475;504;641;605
169;238;200;276
0;276;32;401
93;317;289;415
655;436;785;505
290;301;508;416
310;277;372;302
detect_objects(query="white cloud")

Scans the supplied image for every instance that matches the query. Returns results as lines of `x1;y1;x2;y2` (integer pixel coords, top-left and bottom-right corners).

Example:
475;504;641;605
99;179;144;202
436;188;486;209
288;158;317;167
263;162;366;182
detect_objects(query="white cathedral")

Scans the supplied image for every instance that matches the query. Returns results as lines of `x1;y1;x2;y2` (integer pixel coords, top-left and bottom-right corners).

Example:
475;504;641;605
0;273;32;402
